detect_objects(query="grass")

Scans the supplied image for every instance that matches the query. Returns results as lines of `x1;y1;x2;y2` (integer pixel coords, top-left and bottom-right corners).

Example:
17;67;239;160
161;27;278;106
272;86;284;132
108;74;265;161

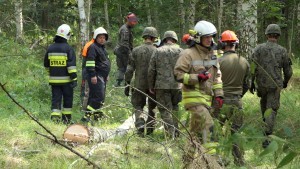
1;42;300;169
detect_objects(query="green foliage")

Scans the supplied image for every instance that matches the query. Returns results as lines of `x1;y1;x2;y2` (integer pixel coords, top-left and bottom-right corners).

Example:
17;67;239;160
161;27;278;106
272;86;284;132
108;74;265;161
277;151;298;168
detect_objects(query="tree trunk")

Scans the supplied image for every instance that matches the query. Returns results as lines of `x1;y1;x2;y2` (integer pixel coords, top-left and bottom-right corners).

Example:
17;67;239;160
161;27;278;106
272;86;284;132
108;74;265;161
218;0;224;34
15;0;24;43
104;0;110;30
188;0;197;29
77;0;88;48
85;0;92;39
179;0;185;38
145;0;152;26
118;3;123;26
237;0;257;59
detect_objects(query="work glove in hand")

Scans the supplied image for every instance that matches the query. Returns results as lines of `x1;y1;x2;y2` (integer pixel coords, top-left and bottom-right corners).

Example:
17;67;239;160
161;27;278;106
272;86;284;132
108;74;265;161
70;81;77;88
249;82;256;94
215;97;224;109
283;81;288;88
198;71;211;82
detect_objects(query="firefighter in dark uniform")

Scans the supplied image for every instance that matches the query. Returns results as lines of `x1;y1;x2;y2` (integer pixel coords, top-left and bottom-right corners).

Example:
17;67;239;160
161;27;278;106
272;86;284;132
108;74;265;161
44;24;77;124
81;27;111;122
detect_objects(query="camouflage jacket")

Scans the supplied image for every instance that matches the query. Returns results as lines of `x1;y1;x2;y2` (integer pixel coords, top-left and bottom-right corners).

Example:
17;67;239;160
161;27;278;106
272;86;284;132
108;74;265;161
218;51;250;96
148;43;183;89
115;24;133;55
251;41;293;88
125;41;157;89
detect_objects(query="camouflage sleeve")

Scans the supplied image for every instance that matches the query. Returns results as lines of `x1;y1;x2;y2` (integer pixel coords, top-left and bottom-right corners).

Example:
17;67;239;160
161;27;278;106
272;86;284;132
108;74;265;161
148;51;157;89
125;51;135;83
250;47;259;82
212;62;223;97
120;28;130;50
282;48;293;83
173;51;198;85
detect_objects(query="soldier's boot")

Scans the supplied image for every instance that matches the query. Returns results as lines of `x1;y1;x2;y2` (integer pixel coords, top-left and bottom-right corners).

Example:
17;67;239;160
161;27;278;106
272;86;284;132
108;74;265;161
146;117;156;135
50;111;61;124
113;79;123;87
232;143;245;166
262;109;276;148
135;118;146;136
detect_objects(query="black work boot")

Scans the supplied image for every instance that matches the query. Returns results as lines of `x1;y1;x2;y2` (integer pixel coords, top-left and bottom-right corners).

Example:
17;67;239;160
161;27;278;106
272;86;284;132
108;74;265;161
81;112;91;123
51;115;61;124
93;111;104;121
62;114;72;125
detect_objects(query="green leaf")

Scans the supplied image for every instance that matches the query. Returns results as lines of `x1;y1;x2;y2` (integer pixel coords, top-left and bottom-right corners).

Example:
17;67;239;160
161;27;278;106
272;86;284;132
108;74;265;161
277;152;298;168
259;141;278;157
269;135;287;143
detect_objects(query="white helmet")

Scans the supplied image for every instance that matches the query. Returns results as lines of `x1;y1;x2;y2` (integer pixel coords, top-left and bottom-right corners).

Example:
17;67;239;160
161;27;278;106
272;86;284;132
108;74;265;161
56;24;72;40
193;20;217;43
93;27;108;40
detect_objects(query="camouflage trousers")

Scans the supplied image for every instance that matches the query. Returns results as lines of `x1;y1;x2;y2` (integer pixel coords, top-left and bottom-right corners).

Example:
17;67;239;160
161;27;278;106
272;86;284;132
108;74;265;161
257;87;281;135
155;89;181;137
182;104;214;166
131;88;156;133
116;52;129;81
219;94;245;166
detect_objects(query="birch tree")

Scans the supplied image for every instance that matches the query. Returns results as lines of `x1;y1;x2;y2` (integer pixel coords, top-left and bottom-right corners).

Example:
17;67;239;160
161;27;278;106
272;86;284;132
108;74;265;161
188;0;197;29
237;0;257;59
85;0;92;39
15;0;24;42
218;0;224;34
104;0;110;30
179;0;185;36
145;0;152;26
77;0;88;47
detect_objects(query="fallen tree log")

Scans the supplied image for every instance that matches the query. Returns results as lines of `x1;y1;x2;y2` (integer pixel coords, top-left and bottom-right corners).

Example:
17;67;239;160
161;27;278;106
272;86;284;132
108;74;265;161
63;115;135;144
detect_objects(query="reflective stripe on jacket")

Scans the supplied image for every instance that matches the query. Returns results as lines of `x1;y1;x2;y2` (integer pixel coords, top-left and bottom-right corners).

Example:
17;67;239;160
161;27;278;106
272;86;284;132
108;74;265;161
174;44;223;108
44;41;77;85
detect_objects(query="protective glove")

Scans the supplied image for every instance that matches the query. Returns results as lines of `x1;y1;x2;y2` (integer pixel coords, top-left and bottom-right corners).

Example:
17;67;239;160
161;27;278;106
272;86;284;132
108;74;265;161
215;97;224;109
283;81;288;88
249;82;256;94
124;81;130;96
70;80;77;88
198;71;211;82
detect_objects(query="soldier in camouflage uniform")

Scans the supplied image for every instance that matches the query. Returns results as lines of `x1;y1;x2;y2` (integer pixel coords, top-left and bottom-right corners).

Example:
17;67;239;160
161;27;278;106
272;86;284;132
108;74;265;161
174;21;224;167
114;13;138;87
217;30;250;166
124;27;158;135
250;24;293;148
148;31;183;138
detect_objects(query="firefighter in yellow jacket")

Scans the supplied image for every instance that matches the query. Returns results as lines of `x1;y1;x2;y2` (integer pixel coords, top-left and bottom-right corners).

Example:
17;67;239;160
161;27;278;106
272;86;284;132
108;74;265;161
174;20;224;166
